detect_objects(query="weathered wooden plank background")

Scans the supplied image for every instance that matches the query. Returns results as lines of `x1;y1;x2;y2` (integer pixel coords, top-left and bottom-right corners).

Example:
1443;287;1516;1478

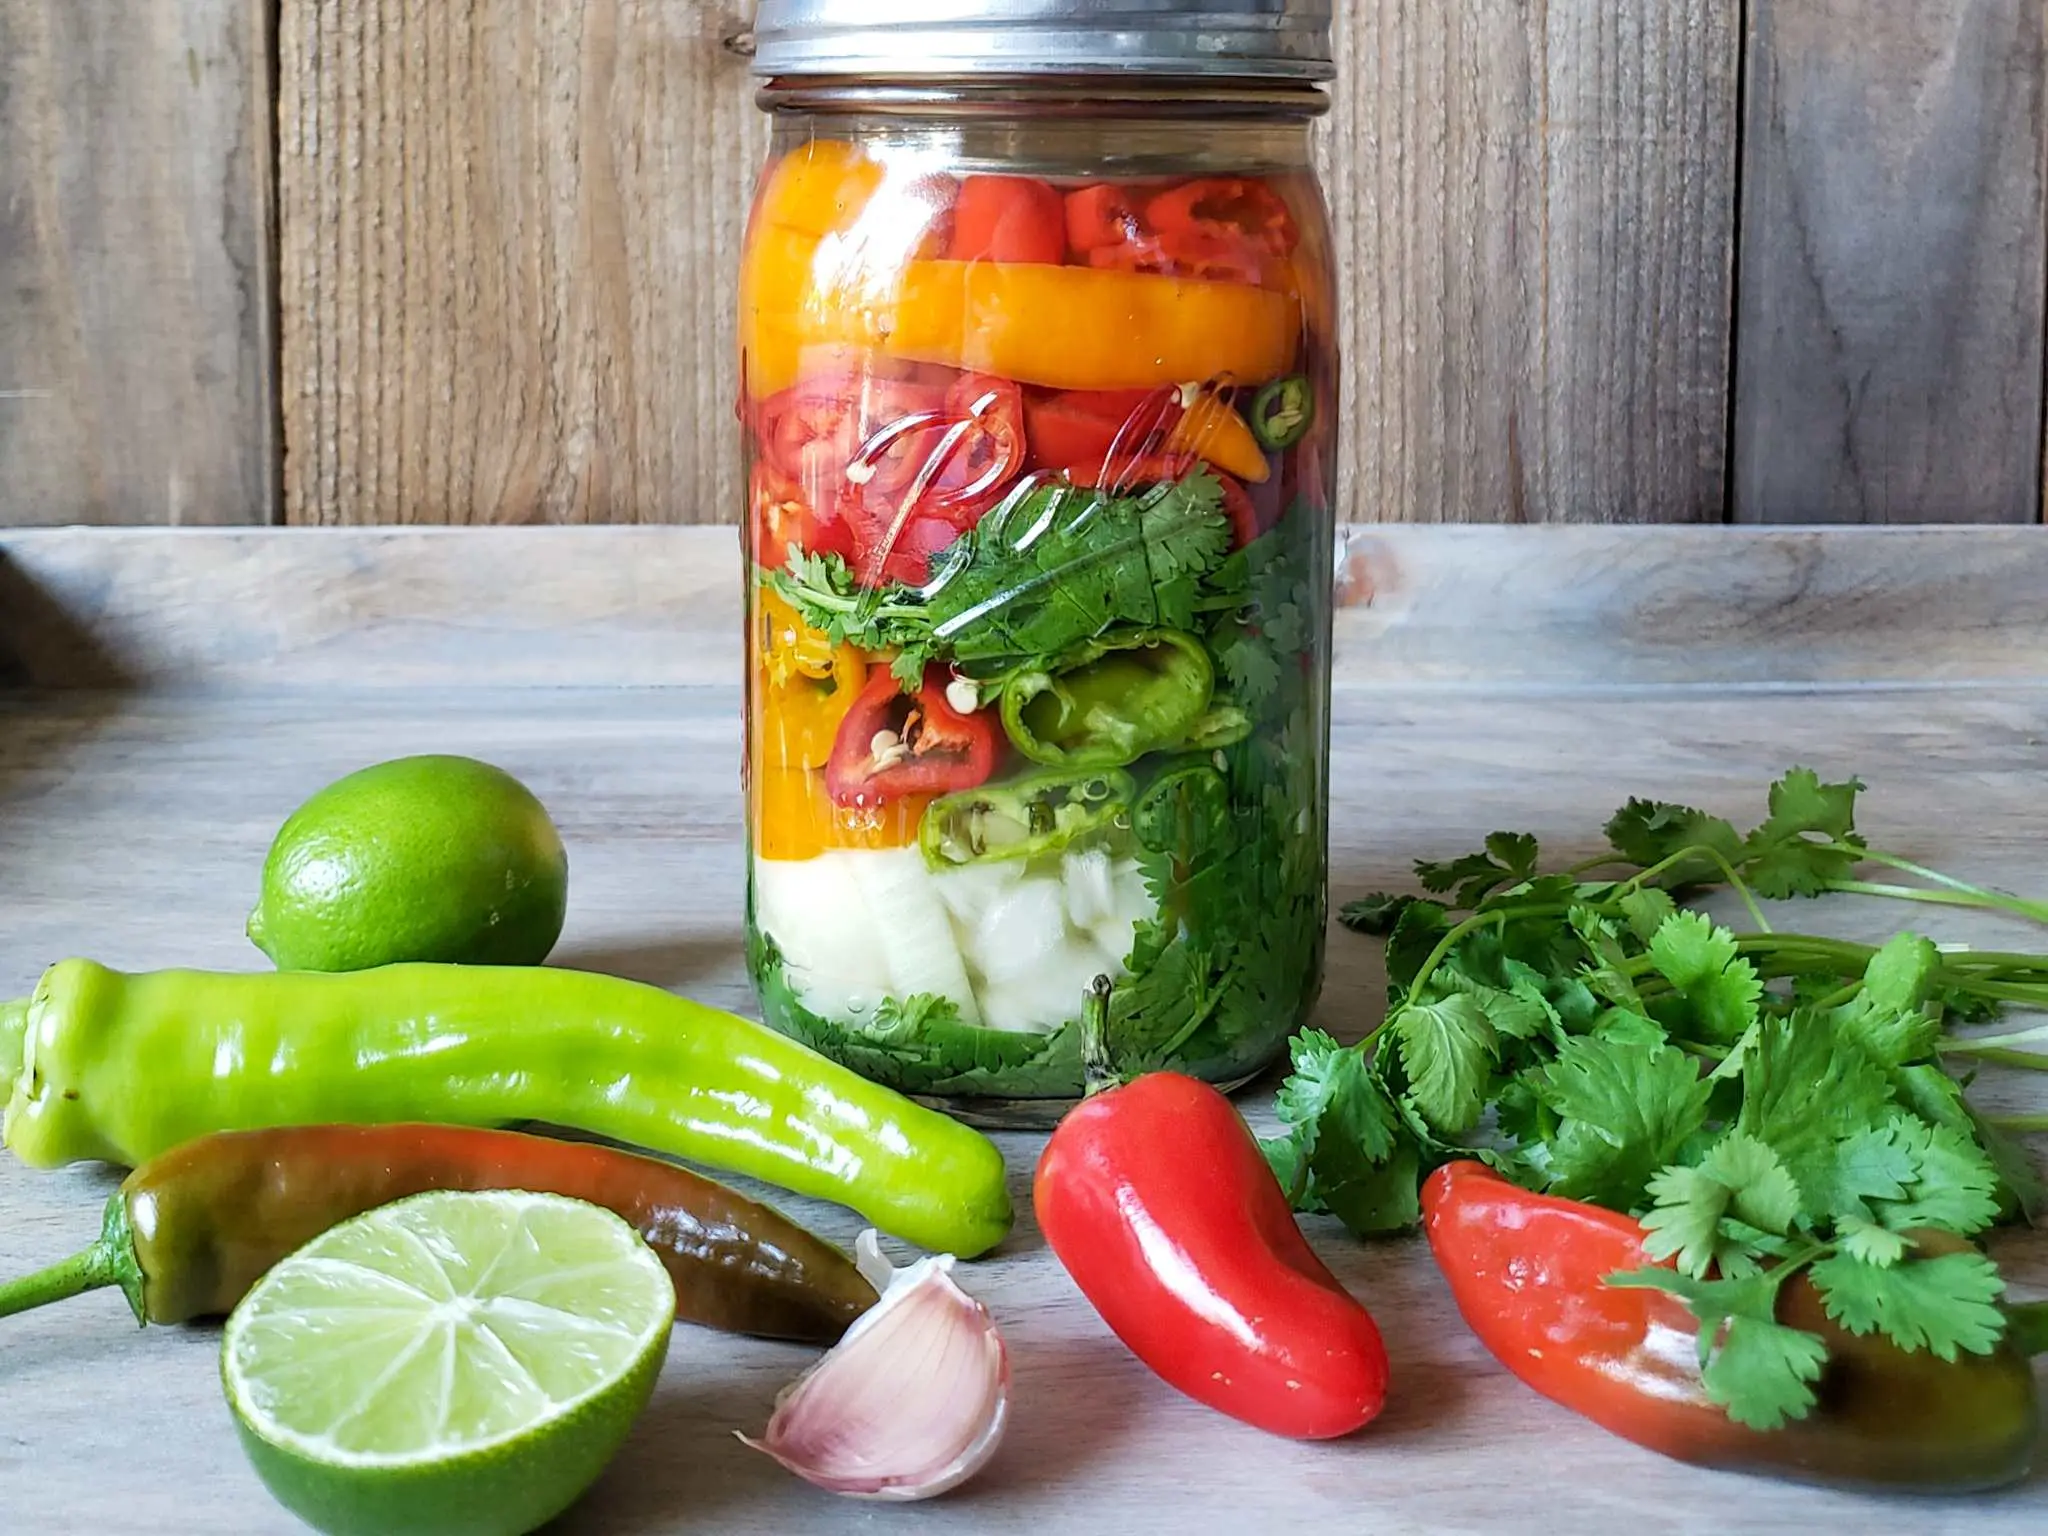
1;1;2044;527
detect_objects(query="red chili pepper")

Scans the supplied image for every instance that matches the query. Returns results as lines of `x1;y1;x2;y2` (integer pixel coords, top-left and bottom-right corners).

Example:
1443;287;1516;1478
1422;1161;2044;1492
949;175;1067;265
1065;454;1268;547
825;665;999;806
751;462;855;570
1023;387;1183;475
757;373;949;503
1147;177;1300;257
1063;183;1146;255
1036;1068;1389;1440
1086;231;1270;287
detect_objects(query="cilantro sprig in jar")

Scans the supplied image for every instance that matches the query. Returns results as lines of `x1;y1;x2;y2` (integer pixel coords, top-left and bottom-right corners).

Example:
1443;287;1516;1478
740;1;1339;1121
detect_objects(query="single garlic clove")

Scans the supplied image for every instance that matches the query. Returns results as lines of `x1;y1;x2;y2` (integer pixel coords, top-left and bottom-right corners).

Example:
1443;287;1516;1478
738;1230;1010;1502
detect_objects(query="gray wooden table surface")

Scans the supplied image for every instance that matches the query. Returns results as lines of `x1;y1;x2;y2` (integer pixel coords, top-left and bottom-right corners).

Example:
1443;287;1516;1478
1;526;2044;1534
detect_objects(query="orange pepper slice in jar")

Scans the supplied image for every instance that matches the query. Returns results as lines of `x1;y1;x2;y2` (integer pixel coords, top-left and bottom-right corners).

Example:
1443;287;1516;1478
755;588;866;772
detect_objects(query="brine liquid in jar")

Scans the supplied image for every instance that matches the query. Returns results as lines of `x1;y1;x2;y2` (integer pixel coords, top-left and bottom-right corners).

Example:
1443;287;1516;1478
740;10;1339;1123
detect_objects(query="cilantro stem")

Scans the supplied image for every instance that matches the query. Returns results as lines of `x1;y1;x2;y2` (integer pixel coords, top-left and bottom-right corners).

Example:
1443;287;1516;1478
1833;845;2048;923
1824;878;2048;927
1945;1023;2048;1051
1396;906;1575;1021
1621;846;1771;933
1988;1115;2048;1133
1946;1046;2048;1072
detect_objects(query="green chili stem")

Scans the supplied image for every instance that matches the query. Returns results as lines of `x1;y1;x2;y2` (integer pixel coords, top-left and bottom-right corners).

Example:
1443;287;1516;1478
2007;1302;2048;1358
0;1241;119;1321
1079;974;1119;1098
0;997;26;1101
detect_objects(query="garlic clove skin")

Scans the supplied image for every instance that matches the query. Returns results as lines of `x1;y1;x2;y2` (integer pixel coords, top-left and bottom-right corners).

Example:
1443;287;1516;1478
738;1230;1010;1501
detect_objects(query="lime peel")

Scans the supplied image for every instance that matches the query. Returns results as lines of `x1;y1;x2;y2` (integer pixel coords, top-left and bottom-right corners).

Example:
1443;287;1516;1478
223;1189;673;1536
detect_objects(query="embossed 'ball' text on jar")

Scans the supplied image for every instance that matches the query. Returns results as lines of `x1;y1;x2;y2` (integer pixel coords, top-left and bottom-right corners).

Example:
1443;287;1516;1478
740;2;1340;1126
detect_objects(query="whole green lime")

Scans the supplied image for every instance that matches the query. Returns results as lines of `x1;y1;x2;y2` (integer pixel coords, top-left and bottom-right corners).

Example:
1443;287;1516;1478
248;755;568;971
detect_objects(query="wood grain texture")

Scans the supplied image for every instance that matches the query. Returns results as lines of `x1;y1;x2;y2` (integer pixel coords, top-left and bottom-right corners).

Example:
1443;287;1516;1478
2;681;2044;1532
1733;1;2048;525
0;0;276;527
277;0;766;525
1320;2;1741;523
7;526;2048;693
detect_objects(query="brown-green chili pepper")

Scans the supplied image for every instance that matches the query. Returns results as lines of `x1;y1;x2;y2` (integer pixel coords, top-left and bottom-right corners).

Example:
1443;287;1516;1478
0;960;1013;1258
0;1124;876;1343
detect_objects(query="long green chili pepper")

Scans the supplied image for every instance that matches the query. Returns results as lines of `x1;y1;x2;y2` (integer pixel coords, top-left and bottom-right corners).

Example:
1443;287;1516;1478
0;960;1013;1258
919;767;1136;869
1001;628;1215;771
0;1123;877;1342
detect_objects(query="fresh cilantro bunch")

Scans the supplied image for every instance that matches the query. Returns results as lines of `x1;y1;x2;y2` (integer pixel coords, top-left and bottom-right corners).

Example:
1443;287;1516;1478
1267;769;2048;1433
770;472;1238;688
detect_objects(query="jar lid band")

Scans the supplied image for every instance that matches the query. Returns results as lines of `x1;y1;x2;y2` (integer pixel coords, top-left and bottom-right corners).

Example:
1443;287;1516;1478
748;1;1336;82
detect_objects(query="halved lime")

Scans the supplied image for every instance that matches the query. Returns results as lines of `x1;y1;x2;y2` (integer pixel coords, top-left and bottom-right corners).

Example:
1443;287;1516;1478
222;1190;674;1536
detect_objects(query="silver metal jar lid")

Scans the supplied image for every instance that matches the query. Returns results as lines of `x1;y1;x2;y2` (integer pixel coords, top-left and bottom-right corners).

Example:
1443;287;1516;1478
748;1;1335;82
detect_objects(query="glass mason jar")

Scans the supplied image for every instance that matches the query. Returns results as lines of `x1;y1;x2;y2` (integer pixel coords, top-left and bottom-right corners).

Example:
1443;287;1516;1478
740;2;1339;1123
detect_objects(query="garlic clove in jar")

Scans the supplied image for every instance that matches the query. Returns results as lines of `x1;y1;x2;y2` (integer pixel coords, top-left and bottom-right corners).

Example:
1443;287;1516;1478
738;1230;1009;1501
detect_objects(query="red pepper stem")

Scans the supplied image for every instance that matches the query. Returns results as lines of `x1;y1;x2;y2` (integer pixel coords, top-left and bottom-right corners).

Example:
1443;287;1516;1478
1080;974;1120;1098
2009;1302;2048;1359
0;996;27;1100
0;1194;146;1326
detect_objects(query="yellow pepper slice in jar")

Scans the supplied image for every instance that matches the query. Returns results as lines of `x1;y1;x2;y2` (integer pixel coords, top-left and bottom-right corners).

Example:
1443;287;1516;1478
751;141;887;238
754;769;936;862
885;260;1301;392
1167;391;1272;483
756;590;866;772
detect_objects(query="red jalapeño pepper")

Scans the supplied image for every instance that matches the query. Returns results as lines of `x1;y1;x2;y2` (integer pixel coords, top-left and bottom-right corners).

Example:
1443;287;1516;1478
1423;1161;2044;1493
1035;1060;1389;1440
826;665;1000;807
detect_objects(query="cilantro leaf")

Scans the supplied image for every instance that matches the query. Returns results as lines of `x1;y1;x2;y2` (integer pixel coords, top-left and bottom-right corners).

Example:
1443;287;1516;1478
1532;1034;1713;1209
1873;1119;2002;1235
1834;1214;1909;1267
1384;899;1453;998
1706;1316;1830;1431
1740;767;1867;899
1338;893;1420;937
1274;1029;1396;1166
1607;1265;1827;1430
1392;996;1497;1134
1736;1011;1900;1224
1645;911;1764;1046
1862;932;1941;1014
1618;887;1678;944
1604;798;1744;886
1415;831;1541;909
1810;1247;2007;1359
1640;1132;1803;1277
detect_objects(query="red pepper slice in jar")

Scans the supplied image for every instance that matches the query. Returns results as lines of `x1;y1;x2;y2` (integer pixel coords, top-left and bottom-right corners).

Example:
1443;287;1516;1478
949;175;1067;265
1063;183;1147;256
1065;453;1271;547
1023;387;1183;475
1036;1063;1390;1440
825;665;1000;806
751;462;855;570
758;372;949;503
1147;177;1301;258
1086;230;1270;287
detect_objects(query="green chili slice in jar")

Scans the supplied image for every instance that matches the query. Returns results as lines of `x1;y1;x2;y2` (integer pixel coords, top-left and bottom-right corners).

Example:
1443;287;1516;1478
918;767;1137;869
1248;375;1315;451
1000;629;1215;771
